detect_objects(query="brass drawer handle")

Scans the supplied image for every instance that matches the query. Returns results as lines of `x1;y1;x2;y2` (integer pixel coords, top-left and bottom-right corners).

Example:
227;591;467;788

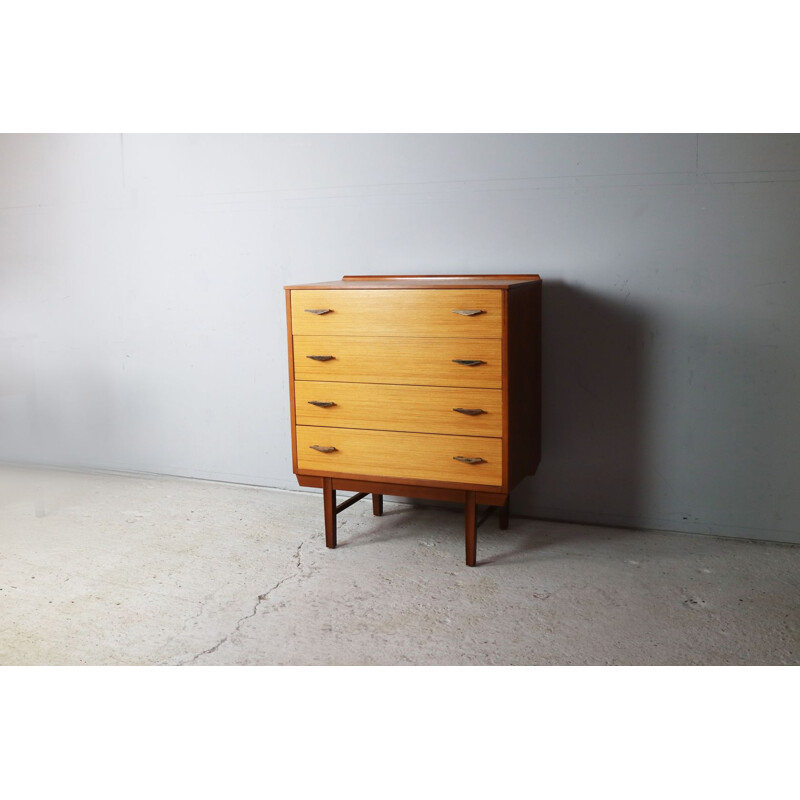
452;309;485;316
304;308;332;315
453;456;485;464
308;400;336;407
452;359;485;366
453;408;486;416
306;355;335;361
310;445;337;453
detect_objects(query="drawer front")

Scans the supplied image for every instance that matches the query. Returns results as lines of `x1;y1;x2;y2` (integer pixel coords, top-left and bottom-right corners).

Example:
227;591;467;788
293;336;502;388
290;289;503;338
295;381;503;437
296;425;502;486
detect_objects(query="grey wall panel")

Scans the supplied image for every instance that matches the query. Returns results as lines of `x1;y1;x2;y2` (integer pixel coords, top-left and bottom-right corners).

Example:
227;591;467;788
120;133;699;197
699;133;800;174
1;133;798;543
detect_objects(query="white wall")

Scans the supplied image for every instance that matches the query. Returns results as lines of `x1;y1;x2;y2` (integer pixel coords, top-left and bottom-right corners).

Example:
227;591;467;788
1;133;798;544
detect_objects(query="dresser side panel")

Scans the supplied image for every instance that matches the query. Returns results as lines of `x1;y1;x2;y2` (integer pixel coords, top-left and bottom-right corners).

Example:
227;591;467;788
508;281;542;487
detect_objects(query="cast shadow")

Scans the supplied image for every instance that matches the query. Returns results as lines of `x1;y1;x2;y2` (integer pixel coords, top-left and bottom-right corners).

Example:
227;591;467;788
490;278;652;562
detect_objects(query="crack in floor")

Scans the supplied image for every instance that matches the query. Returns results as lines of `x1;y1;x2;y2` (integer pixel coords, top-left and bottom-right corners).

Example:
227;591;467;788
156;586;225;663
178;540;308;665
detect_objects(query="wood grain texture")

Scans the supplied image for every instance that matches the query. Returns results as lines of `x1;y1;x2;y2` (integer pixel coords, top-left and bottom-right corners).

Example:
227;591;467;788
290;289;502;337
323;477;336;548
294;474;508;506
296;425;503;486
284;274;540;290
294;381;503;437
293;335;502;387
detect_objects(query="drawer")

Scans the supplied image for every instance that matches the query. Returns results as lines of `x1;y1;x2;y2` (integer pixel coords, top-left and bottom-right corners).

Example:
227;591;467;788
293;336;502;388
296;425;503;486
295;381;503;437
290;289;503;338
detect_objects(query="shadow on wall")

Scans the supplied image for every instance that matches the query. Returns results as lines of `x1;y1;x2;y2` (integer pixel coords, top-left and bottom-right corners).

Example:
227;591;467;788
514;279;651;530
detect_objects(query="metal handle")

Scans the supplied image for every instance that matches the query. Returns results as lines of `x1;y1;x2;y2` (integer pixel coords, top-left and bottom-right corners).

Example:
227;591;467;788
308;400;336;407
452;309;485;316
306;355;335;361
304;308;332;315
310;445;337;453
452;359;485;366
453;456;485;464
453;408;486;416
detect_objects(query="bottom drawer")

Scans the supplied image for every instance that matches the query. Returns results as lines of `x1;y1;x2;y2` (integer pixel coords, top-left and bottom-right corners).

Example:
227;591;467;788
296;425;502;487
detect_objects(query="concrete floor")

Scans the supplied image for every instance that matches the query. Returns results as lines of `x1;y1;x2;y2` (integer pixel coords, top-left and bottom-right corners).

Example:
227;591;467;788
1;464;797;666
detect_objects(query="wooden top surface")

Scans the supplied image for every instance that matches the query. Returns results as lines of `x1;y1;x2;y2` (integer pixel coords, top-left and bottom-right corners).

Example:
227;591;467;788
284;274;541;290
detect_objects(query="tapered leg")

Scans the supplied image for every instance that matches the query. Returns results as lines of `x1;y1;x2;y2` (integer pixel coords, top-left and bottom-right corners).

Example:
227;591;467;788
465;491;477;567
323;478;337;548
499;496;510;530
372;493;384;516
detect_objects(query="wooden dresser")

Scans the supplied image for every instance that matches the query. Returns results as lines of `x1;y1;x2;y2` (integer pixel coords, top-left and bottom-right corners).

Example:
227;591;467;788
284;274;541;566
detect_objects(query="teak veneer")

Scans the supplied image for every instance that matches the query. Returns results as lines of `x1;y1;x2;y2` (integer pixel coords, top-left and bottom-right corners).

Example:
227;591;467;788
284;274;542;566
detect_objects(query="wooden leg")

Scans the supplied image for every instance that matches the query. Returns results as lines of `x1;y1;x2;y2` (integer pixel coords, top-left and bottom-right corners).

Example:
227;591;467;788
372;493;384;516
323;478;337;548
465;491;477;567
499;496;510;530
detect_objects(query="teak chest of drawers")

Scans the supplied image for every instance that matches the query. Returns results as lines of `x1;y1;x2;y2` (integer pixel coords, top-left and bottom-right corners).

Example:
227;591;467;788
284;274;541;566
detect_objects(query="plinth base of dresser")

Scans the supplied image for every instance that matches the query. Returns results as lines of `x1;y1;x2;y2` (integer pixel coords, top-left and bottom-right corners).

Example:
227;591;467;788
295;474;509;566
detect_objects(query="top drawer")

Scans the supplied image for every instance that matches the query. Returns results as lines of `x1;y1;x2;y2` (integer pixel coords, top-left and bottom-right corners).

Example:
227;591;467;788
290;289;503;338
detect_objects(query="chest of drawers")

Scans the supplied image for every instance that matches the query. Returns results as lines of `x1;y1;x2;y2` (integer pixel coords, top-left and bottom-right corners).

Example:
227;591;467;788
284;274;541;566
